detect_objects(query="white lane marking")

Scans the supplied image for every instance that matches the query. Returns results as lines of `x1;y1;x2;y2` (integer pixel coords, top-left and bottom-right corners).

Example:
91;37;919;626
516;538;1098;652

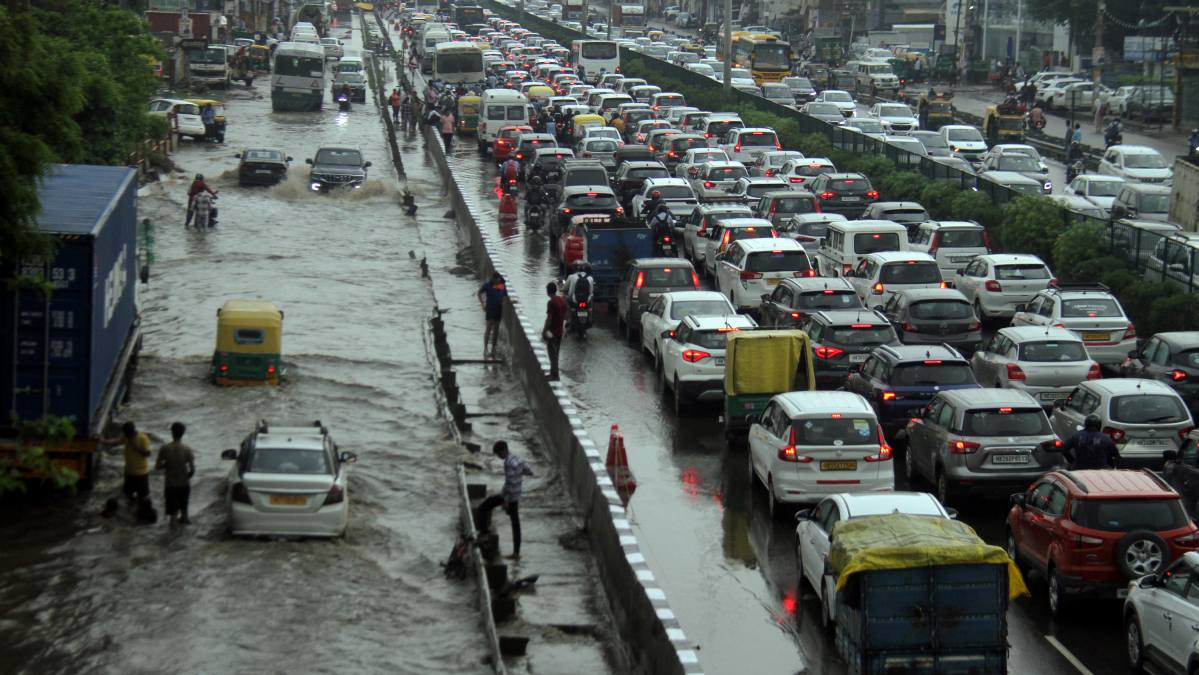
1044;635;1095;675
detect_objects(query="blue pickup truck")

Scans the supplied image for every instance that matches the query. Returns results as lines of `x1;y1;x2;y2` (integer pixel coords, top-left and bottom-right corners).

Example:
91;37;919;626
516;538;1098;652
559;215;653;303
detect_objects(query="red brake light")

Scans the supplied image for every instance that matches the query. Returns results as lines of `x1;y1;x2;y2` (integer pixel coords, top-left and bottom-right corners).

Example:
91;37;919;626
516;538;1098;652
789;311;801;318
691;271;700;288
682;349;711;362
1123;324;1137;340
819;191;836;200
1179;425;1195;440
865;191;879;199
927;232;942;256
949;439;980;454
740;271;764;280
324;484;345;505
561;208;573;214
1006;363;1026;381
866;427;893;462
734;144;742;152
704;181;715;188
984;279;1002;292
923;360;943;365
789;177;804;183
634;271;645;289
1103;426;1126;443
219;363;229;373
778;426;813;463
1088;363;1103;380
814;346;844;359
871;282;884;295
722;231;731;245
1171;369;1189;382
881;391;897;401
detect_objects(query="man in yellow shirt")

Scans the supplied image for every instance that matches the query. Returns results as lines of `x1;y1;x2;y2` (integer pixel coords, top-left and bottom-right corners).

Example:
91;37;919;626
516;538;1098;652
104;421;152;502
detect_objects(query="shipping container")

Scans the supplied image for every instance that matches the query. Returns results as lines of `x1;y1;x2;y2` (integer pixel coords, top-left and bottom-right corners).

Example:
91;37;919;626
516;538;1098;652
0;165;143;487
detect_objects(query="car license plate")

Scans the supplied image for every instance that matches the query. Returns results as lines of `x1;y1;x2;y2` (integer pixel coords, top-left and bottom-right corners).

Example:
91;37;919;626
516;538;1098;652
1082;331;1109;342
577;311;589;318
951;256;973;263
767;278;781;286
1038;392;1068;401
849;353;868;363
992;454;1030;464
1130;438;1172;447
714;357;725;366
269;494;307;506
820;460;857;471
841;196;861;202
256;169;274;174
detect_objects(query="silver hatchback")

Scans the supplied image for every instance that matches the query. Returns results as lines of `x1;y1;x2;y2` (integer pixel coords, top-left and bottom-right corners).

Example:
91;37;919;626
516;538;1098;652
1049;379;1195;468
970;326;1101;407
903;388;1064;506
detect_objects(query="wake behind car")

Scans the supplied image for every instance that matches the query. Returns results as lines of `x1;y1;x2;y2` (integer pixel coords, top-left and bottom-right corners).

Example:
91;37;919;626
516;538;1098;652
221;420;358;537
237;147;293;186
306;146;371;191
331;71;367;102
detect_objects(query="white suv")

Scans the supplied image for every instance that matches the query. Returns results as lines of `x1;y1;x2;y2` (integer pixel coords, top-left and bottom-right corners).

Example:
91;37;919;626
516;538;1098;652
847;251;944;310
908;220;990;278
953;253;1055;320
660;314;757;414
1011;283;1137;367
1125;551;1199;675
1099;145;1174;186
714;238;814;310
639;290;736;362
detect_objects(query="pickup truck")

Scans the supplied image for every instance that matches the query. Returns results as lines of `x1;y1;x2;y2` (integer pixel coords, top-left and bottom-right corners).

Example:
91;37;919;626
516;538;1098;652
557;215;653;302
824;514;1027;674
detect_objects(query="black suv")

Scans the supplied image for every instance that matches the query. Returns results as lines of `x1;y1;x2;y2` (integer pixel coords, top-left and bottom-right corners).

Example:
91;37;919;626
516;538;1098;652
331;71;367;102
803;309;900;389
757;277;862;328
1120;331;1199;412
1163;430;1199;515
807;172;879;217
612;160;671;209
306;146;371;191
844;343;981;434
880;288;983;355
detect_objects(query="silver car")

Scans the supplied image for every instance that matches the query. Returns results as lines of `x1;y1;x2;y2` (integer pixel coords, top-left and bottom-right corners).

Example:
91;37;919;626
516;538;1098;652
970;326;1100;407
903;388;1065;505
1049;379;1195;469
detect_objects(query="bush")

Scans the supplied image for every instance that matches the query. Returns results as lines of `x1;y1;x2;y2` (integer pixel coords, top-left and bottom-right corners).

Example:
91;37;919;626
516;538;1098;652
880;172;930;202
1002;196;1068;263
1119;281;1178;334
845;156;895;183
795;132;833;158
1147;293;1199;335
1069;255;1126;285
1052;223;1108;281
919;181;961;220
1100;267;1138;296
948;190;1001;232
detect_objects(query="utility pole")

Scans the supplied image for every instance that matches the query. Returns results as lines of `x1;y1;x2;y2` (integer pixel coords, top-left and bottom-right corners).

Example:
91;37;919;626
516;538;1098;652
1092;0;1104;88
723;0;732;91
1014;0;1022;69
982;0;989;64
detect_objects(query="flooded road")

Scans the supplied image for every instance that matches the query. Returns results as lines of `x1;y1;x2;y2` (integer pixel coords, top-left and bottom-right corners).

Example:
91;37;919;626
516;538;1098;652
0;23;491;674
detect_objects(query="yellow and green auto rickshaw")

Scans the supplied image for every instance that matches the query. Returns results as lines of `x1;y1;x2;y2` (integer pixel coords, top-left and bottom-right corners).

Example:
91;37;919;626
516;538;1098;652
248;44;272;75
572;113;606;138
457;94;480;133
212;299;283;385
680;42;705;56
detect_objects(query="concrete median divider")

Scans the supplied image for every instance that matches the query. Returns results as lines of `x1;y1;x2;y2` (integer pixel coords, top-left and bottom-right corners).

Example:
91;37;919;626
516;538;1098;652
421;124;702;675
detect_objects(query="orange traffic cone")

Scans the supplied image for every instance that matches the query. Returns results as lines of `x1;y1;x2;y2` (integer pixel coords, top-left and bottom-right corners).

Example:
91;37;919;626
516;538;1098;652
605;424;637;502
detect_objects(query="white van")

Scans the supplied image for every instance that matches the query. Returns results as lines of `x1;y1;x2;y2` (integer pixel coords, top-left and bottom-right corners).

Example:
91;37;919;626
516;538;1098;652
478;89;531;150
908;220;990;278
815;219;909;277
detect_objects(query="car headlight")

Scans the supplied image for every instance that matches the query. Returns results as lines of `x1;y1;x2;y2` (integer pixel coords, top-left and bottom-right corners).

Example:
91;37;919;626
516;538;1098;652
310;182;322;191
1044;181;1053;191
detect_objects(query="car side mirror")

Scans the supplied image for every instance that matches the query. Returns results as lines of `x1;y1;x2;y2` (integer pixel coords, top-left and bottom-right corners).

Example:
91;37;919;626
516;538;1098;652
286;156;294;162
305;158;313;164
364;161;372;168
946;508;959;520
340;451;358;464
1141;574;1164;588
221;449;238;460
1164;450;1180;461
1128;350;1142;359
1009;493;1025;507
795;508;812;521
745;412;761;425
1013;303;1026;313
234;153;242;159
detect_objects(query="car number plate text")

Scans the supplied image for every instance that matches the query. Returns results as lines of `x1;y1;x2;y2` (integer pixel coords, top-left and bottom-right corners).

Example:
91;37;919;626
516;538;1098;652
577;311;589;318
992;454;1030;464
841;196;861;202
1038;392;1068;401
714;357;725;366
767;278;781;285
849;353;868;363
269;494;307;506
1130;438;1172;447
256;169;274;174
820;460;857;471
1082;331;1109;341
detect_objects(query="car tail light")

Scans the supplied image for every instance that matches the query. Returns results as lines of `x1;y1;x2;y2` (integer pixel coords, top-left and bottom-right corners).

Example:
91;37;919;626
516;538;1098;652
1006;363;1026;381
778;426;813;463
871;282;884;295
561;208;573;214
881;391;897;401
789;177;805;183
704;180;714;188
819;191;836;200
668;150;677;158
515;152;524;159
740;271;764;280
267;364;277;375
789;312;801;319
902;321;916;332
1175;530;1199;547
615;207;624;215
865;190;879;199
764;169;774;176
324;484;345;505
722;231;731;246
949;439;980;454
1087;363;1102;380
767;202;777;216
794;269;817;277
704;132;712;138
634;271;645;289
1103;426;1126;443
682;349;711;363
1171;369;1189;382
967;320;981;331
691;271;700;288
1123;324;1137;340
814;346;844;359
984;280;1002;292
1066;533;1104;548
1179;425;1195;440
865;427;893;462
231;482;251;504
219;362;229;373
734;144;742;153
927;232;941;256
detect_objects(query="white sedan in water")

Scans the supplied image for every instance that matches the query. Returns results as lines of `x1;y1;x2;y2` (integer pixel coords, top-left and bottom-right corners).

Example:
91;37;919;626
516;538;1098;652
222;421;358;538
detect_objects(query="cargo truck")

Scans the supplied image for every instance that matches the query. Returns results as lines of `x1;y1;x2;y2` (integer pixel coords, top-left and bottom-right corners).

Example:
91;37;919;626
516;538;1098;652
612;3;644;28
0;165;143;489
559;215;653;302
563;0;585;22
824;514;1028;675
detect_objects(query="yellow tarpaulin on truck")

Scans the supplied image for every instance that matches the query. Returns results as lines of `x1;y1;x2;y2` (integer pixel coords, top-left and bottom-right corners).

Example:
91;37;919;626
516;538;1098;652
829;513;1029;599
723;330;815;396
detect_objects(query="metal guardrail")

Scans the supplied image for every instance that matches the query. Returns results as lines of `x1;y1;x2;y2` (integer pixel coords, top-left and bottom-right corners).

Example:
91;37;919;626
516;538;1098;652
1109;220;1199;293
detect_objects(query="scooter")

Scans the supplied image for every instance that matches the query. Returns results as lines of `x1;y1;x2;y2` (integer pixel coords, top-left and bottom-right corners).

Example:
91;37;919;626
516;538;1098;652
657;233;678;257
526;202;545;229
568;299;592;338
337;93;351;112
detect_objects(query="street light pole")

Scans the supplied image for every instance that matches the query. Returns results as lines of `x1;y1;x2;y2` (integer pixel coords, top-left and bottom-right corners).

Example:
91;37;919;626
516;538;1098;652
722;0;732;91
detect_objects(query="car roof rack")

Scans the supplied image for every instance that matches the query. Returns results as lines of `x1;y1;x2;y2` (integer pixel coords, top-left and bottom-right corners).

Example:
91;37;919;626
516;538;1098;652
1057;470;1089;493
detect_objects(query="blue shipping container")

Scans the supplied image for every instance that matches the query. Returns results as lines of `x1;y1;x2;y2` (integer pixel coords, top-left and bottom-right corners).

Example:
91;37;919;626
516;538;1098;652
0;165;140;438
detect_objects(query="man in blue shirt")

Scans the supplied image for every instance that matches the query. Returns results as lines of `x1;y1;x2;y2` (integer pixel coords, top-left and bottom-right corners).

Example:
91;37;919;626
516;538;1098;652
477;441;533;559
1062;414;1119;470
476;272;508;357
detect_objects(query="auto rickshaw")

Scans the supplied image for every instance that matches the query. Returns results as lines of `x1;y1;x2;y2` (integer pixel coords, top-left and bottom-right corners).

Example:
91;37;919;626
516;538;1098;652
457;94;480;133
648;29;664;42
187;98;227;143
701;22;719;43
723;330;815;442
983;103;1025;144
212;299;283;386
526;84;554;106
248;44;272;75
680;42;705;56
916;92;955;131
572;113;605;139
801;62;830;90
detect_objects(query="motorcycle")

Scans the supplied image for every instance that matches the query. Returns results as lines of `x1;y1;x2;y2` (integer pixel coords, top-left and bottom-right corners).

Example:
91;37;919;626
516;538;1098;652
1105;131;1123;149
568;299;592;337
526;202;545;229
657;233;678;257
337;93;351;112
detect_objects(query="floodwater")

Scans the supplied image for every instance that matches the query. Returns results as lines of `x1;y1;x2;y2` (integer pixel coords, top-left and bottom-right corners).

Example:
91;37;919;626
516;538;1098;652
0;23;491;675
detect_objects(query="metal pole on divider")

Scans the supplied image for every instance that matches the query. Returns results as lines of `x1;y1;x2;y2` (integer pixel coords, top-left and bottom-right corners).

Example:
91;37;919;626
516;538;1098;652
722;0;732;92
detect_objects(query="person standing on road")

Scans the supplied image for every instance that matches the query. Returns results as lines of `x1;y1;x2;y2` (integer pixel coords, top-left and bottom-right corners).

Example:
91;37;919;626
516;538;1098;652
440;109;456;150
389;87;401;123
542;281;567;380
477;272;508;358
155;422;196;526
477;441;533;560
102;422;153;503
1062;414;1119;470
1071;122;1083;146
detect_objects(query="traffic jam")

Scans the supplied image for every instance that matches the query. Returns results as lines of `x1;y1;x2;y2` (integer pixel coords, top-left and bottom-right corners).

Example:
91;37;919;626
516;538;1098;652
404;3;1199;673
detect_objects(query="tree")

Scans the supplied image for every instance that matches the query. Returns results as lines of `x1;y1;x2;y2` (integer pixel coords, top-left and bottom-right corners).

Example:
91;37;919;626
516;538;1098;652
1052;222;1108;281
0;415;79;495
1002;196;1068;263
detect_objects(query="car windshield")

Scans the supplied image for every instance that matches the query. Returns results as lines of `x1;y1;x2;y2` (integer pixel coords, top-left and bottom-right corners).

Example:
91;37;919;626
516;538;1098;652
915;134;949;149
909;300;973;320
747;184;787;197
790;417;878;445
880;261;941;284
827;325;895;345
1084;181;1121;197
890;362;974;385
763;85;790;97
807;104;840;115
788;78;813;89
656;185;694;199
997;156;1040;172
1124;153;1167;169
707;121;742;136
706;166;748;180
1070;499;1189;533
334;73;366;84
823;92;852;102
947;128;984;143
670;299;732;319
244;149;284;161
939;229;985;247
1110;394;1189;424
797;290;861;309
962;409;1051;435
586;140;618;152
630;168;669;179
565;169;608;186
672;138;708;152
1018;340;1088;362
566;192;617;207
642;266;693;287
879;105;911;117
882;209;928;224
686;329;734;350
728;226;774;242
854;232;902;253
739;132;777;147
1061;298;1122;318
1140;194;1170;213
851;120;885;133
746;250;810;272
249;447;331;474
995;264;1050;280
771;197;816;213
314;149;363;166
829;178;867;192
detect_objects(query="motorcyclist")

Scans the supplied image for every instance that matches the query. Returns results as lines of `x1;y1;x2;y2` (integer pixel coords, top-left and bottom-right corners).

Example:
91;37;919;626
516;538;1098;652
1104;116;1122;148
1028;103;1044;130
1066;156;1085;184
1062;414;1119;470
641;189;663;220
338;84;352;109
501;156;521;187
525;175;548;226
563;261;594;307
185;173;217;227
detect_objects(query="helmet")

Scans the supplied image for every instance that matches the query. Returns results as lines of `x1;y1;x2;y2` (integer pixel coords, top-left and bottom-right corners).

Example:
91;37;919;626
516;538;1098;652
1084;414;1102;431
572;260;590;273
651;190;661;199
530;176;544;186
195;173;204;180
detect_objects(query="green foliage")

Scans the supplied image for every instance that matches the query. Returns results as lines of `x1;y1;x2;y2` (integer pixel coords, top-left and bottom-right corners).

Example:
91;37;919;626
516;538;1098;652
1069;255;1126;286
1099;267;1138;296
1120;281;1179;337
1002;196;1069;263
1148;293;1199;335
1052;223;1108;281
844;156;895;183
0;415;80;495
880;171;930;202
795;132;834;158
948;190;1001;231
919;181;961;220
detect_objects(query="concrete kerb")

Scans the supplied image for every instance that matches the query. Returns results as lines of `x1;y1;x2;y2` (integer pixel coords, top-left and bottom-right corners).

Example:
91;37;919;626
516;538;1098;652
456;464;507;675
420;125;701;675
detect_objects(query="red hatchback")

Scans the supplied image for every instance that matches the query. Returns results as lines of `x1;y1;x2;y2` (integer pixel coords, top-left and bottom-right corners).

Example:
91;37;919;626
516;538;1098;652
493;125;533;162
1007;469;1199;616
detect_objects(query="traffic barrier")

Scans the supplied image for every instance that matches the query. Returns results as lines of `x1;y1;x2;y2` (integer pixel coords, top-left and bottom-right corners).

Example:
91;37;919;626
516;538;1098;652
604;424;637;503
